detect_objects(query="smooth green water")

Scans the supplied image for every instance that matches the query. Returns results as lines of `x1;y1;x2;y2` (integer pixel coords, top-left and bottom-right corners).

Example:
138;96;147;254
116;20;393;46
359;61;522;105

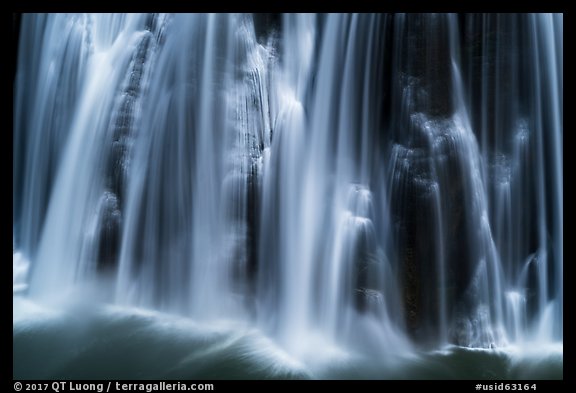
13;298;562;380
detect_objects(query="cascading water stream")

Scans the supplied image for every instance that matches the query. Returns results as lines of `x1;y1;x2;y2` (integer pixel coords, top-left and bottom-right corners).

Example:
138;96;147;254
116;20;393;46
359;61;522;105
13;13;562;378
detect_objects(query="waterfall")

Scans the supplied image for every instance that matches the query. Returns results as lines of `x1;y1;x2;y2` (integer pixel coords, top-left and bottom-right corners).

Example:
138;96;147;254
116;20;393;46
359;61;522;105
14;12;562;364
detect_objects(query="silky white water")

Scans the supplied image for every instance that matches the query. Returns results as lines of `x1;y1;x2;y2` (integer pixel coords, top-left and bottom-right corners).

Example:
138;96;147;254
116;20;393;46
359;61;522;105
13;13;562;378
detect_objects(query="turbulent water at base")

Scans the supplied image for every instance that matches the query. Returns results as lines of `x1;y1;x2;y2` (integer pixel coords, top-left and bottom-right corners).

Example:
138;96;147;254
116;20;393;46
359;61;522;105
13;13;562;379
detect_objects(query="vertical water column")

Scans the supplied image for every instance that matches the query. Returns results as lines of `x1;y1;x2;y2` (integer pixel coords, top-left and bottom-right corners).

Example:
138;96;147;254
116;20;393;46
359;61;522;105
461;13;563;343
116;14;273;318
257;13;316;350
522;14;562;341
259;13;409;356
25;14;162;301
14;14;92;262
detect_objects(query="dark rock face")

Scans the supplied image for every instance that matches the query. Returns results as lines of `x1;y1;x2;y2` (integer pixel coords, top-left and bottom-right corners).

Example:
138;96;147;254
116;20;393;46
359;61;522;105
388;15;452;343
398;14;455;118
387;14;487;345
94;192;122;272
389;133;471;344
95;21;161;274
253;13;281;43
